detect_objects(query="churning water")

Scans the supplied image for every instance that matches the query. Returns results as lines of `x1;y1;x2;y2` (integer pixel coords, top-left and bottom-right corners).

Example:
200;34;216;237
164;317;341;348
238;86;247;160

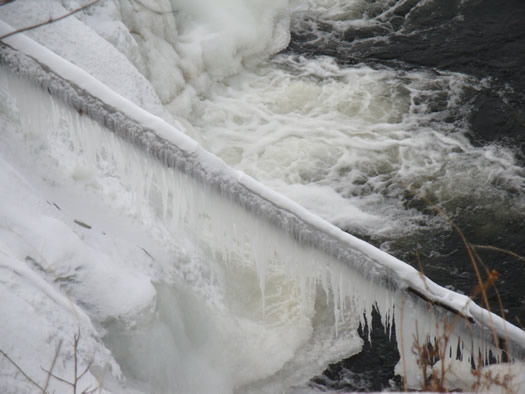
188;0;525;325
183;1;525;388
1;0;524;392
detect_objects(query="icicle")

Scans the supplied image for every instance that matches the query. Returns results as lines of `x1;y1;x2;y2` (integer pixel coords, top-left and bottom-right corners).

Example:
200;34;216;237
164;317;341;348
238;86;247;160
2;54;524;392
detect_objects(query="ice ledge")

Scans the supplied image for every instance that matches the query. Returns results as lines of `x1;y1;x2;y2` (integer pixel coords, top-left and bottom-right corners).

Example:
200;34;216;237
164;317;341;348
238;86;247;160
1;23;524;360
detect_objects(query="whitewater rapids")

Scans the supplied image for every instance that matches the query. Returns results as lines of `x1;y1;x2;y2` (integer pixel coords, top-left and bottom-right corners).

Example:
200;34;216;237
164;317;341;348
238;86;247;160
1;1;524;393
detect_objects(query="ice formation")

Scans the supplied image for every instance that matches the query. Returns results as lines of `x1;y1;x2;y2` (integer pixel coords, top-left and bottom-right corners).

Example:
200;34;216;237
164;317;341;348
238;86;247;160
1;2;524;393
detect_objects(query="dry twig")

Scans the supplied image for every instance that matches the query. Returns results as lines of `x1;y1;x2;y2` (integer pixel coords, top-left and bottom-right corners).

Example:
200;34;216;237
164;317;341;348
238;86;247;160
0;349;45;392
0;0;102;41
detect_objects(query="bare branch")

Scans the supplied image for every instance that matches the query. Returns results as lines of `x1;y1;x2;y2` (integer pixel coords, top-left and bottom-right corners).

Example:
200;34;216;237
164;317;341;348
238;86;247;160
43;340;63;392
41;367;74;387
96;360;110;394
471;244;525;262
78;358;94;381
1;329;97;392
398;296;408;392
0;0;101;41
74;329;80;393
0;349;45;392
82;385;98;394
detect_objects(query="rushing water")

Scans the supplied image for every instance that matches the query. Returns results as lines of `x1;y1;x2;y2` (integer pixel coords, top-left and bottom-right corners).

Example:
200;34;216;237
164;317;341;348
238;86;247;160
188;1;525;389
296;0;525;322
286;1;525;389
188;0;525;324
1;0;524;392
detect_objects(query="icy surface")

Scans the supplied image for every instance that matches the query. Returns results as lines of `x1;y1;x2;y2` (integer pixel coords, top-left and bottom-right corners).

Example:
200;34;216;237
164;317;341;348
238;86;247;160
0;64;368;393
114;0;290;117
1;1;524;393
0;46;521;393
0;0;173;123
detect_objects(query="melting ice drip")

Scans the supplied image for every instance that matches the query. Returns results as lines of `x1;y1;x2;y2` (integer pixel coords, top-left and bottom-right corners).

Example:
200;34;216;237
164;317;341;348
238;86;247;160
1;33;524;394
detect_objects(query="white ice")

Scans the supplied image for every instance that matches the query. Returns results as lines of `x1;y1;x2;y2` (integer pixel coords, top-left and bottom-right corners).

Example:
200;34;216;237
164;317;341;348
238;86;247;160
1;1;524;393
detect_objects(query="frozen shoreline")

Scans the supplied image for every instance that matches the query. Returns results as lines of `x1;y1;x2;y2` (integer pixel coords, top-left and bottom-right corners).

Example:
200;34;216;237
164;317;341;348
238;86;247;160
1;7;524;393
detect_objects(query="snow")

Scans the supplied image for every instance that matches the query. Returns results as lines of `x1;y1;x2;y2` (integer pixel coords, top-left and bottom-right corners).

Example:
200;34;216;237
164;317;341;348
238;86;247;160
0;158;124;394
1;1;524;393
0;0;173;122
1;55;363;393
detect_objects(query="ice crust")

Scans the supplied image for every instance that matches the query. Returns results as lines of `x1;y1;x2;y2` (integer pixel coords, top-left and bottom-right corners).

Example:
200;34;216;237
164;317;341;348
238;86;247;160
1;3;524;394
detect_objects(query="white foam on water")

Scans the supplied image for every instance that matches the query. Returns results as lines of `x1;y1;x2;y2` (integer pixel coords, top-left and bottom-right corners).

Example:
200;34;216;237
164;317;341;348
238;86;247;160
106;0;291;118
190;54;524;241
7;0;521;248
289;0;399;41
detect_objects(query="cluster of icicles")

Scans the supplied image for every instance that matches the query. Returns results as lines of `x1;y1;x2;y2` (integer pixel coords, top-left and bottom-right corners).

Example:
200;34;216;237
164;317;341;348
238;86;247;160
1;42;523;392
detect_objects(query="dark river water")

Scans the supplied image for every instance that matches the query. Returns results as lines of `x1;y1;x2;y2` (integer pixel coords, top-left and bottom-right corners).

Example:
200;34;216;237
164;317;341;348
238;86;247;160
285;0;525;390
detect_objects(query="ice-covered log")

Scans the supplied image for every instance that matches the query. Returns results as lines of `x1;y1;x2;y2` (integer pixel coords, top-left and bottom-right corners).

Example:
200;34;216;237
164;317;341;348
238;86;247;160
1;26;524;390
